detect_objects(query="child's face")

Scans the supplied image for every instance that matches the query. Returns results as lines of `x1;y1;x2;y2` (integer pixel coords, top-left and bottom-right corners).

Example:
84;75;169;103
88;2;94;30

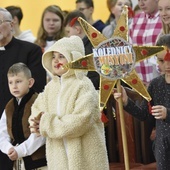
111;0;132;20
157;49;170;74
158;0;170;25
52;52;68;76
138;0;158;15
8;72;33;100
65;24;79;37
157;50;166;73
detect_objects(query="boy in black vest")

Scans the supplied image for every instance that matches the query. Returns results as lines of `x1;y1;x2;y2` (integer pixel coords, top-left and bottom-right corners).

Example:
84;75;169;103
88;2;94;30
0;63;47;170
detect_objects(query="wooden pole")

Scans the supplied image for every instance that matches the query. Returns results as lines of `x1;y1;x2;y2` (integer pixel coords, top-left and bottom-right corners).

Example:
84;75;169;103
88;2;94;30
117;79;130;170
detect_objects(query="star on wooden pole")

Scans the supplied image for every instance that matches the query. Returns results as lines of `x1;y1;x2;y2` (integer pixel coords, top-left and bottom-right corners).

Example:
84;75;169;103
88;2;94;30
63;6;164;170
64;7;164;111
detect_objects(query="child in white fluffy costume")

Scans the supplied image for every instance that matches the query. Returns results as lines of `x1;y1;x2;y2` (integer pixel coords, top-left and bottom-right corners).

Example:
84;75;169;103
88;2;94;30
29;35;109;170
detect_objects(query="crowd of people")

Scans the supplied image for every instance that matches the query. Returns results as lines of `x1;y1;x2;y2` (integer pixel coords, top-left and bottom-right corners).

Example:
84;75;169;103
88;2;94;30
0;0;170;169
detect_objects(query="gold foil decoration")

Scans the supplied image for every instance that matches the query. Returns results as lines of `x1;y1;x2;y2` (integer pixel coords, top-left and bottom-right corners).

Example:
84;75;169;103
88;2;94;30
113;5;128;41
64;5;165;111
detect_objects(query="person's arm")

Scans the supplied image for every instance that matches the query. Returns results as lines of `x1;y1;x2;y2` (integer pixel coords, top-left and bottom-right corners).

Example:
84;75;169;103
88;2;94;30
0;111;13;154
29;91;47;130
14;133;45;158
152;105;170;122
113;86;128;106
113;86;149;121
39;84;100;139
164;108;170;123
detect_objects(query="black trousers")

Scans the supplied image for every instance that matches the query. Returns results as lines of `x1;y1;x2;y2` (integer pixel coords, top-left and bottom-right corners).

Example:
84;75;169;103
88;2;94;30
0;151;13;170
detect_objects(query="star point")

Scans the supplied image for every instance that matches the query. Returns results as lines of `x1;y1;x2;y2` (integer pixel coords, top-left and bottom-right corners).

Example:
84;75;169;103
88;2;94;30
64;6;164;111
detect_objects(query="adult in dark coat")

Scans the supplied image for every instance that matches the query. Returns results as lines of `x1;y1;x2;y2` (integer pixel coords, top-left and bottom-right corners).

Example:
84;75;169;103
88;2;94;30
0;8;46;170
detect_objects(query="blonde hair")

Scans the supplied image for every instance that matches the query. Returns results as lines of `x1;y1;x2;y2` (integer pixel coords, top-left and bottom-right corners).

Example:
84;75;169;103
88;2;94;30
8;63;32;79
106;0;132;12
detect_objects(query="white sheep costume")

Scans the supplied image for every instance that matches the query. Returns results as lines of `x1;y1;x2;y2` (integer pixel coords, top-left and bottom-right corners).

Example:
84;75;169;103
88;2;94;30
29;36;109;170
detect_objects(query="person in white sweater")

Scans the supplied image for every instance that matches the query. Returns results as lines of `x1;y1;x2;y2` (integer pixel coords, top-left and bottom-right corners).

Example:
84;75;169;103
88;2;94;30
29;35;109;170
6;6;36;43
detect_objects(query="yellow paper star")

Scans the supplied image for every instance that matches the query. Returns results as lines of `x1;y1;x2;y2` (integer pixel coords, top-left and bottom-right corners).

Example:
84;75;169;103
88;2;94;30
64;6;165;111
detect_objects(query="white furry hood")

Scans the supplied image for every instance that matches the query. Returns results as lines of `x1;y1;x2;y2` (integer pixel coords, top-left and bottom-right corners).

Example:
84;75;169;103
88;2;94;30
42;35;87;79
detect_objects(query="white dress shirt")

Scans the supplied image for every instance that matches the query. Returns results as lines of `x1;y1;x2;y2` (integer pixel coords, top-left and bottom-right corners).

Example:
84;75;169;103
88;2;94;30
0;110;45;158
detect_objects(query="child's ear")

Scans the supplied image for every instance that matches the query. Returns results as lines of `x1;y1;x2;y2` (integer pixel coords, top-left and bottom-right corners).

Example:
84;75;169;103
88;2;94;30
12;16;18;24
28;78;35;88
89;6;94;14
75;25;81;34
